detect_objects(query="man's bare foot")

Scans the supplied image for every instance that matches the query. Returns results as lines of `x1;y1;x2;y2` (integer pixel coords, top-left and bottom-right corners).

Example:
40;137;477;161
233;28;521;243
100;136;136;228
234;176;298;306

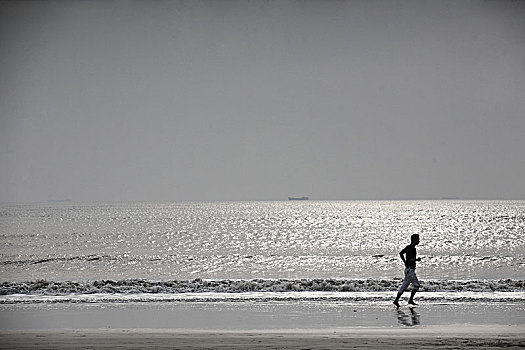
393;300;400;307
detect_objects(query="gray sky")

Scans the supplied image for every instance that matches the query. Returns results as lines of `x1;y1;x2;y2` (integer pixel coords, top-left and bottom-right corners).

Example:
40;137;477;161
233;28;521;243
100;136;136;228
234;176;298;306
1;0;524;202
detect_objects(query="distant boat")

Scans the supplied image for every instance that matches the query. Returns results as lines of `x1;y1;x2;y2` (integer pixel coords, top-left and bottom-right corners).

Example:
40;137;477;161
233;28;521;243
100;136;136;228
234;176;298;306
288;196;308;201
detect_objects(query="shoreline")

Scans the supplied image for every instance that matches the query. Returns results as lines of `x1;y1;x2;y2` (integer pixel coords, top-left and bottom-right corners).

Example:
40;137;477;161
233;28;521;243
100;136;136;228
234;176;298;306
2;303;524;349
2;326;525;349
3;301;524;330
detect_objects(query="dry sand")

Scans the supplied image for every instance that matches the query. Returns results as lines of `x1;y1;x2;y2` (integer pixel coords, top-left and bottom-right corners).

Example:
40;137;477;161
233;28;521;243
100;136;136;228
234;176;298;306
1;326;524;349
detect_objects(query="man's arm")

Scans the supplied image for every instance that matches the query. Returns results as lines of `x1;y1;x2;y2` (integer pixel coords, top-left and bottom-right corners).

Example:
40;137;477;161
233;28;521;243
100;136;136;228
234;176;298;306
399;250;406;265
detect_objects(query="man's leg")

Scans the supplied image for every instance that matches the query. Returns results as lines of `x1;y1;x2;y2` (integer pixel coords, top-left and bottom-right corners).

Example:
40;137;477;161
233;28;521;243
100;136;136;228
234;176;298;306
408;289;417;305
394;268;410;307
393;295;401;307
408;270;420;305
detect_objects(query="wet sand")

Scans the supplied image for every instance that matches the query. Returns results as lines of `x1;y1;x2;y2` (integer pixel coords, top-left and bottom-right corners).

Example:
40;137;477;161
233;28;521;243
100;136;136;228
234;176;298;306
1;302;524;348
1;326;525;349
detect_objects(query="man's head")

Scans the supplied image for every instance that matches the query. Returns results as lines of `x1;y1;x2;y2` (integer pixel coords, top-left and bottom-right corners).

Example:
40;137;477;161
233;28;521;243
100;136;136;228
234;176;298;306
411;234;420;245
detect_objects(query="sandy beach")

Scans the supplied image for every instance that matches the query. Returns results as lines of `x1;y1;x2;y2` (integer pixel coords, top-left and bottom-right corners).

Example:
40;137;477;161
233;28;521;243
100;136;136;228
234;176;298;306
1;326;525;349
1;303;525;349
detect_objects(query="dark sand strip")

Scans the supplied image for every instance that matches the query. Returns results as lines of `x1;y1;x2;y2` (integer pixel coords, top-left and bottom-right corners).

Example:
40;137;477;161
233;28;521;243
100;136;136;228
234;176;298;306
1;328;525;349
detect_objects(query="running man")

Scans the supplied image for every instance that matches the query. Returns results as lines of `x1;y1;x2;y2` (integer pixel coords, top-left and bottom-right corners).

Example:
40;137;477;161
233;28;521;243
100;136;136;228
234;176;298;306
393;234;421;307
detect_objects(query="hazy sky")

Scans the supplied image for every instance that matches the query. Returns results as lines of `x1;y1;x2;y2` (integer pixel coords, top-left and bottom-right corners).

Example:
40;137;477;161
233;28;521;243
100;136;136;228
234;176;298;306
1;0;524;202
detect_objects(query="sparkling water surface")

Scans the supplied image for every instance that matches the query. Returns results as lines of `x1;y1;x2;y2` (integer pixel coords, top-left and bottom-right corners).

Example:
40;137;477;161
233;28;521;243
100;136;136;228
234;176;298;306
1;201;524;282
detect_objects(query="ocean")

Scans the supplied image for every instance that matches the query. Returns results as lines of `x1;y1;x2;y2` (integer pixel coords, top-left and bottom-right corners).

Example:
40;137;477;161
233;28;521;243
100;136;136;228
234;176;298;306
1;200;524;306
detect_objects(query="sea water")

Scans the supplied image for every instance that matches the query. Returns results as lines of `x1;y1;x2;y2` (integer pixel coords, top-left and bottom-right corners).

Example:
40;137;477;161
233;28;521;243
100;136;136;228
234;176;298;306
1;200;524;305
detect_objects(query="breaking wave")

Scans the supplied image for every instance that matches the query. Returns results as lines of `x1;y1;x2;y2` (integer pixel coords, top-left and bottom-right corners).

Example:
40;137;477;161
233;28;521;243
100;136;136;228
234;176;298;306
1;278;524;296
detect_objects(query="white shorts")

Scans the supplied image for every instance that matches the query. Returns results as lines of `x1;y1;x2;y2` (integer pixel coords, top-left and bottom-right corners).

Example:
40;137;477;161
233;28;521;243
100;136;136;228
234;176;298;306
398;267;420;294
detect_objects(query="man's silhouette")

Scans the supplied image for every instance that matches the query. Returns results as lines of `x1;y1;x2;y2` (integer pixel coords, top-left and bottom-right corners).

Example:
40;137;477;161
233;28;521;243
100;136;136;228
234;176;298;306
393;234;421;307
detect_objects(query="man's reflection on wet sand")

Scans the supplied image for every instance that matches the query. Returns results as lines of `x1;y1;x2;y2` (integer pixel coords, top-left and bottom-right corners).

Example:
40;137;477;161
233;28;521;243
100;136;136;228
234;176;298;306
397;307;420;326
